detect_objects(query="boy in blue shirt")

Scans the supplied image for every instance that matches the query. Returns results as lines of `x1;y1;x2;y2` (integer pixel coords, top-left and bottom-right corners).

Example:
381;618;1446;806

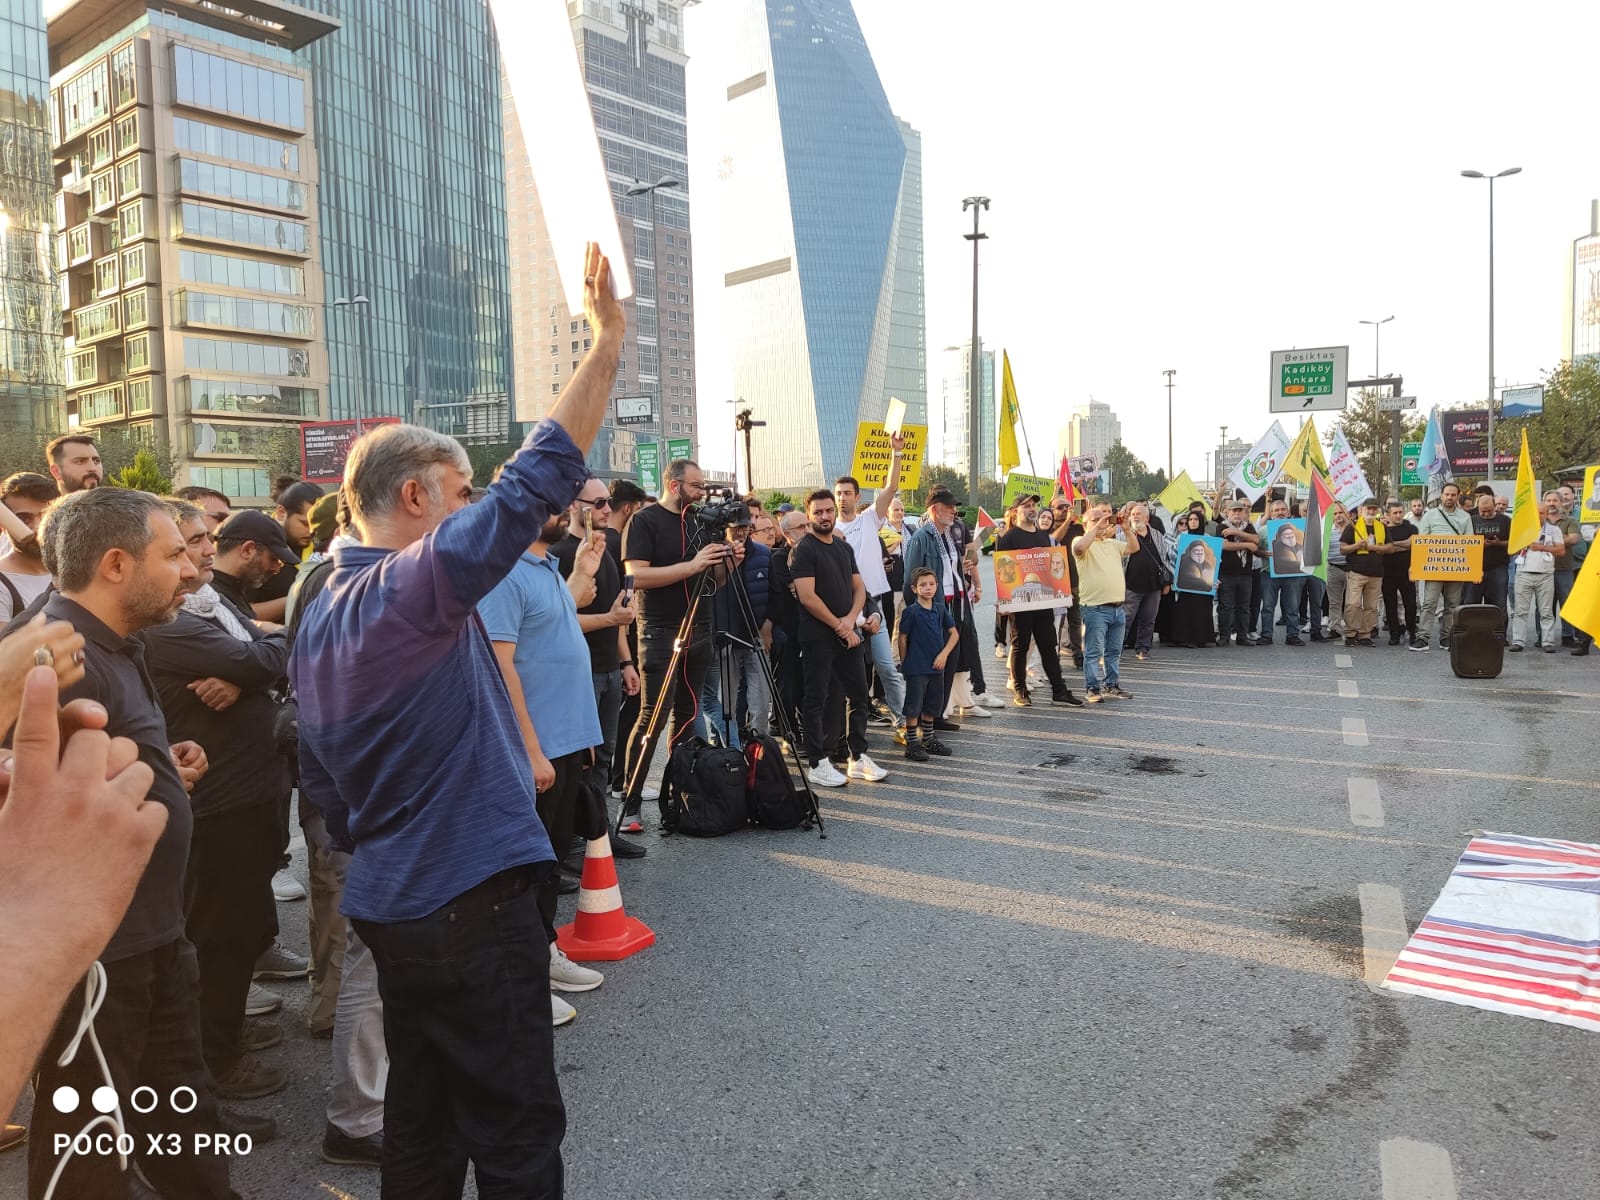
896;567;959;761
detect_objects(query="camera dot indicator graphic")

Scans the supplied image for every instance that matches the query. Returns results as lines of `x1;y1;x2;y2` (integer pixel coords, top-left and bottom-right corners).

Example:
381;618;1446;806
130;1087;159;1115
169;1086;197;1114
50;1086;80;1114
91;1086;119;1114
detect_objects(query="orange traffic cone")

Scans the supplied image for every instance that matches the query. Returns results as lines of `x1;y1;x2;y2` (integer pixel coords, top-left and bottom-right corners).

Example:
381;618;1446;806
555;832;655;962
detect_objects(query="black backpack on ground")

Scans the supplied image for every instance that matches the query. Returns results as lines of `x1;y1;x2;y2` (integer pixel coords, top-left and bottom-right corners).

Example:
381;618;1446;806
662;737;748;836
743;734;809;830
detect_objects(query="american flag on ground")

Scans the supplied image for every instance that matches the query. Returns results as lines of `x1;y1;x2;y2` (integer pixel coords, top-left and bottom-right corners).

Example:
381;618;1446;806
1382;833;1600;1034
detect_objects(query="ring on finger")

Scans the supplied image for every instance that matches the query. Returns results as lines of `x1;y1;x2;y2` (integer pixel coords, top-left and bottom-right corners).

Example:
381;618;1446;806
585;275;595;285
33;646;54;667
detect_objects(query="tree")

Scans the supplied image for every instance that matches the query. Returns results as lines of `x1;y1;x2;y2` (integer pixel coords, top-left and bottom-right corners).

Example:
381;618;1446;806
107;449;173;494
1098;442;1167;505
762;491;794;511
1501;357;1600;479
252;425;304;485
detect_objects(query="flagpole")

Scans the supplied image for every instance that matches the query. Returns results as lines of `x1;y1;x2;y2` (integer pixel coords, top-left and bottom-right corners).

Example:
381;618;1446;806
1017;405;1037;476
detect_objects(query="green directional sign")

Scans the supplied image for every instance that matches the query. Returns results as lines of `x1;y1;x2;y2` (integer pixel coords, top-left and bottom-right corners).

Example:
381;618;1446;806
666;437;692;462
1401;441;1422;488
636;442;662;495
1269;346;1349;414
1280;361;1334;399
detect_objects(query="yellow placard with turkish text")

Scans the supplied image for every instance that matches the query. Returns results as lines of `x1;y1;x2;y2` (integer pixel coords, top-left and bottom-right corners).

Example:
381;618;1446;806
850;422;925;490
1408;534;1484;583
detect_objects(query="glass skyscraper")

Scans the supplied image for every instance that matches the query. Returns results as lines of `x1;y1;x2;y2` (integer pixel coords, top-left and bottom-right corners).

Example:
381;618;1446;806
1;0;62;431
694;0;922;489
296;0;512;441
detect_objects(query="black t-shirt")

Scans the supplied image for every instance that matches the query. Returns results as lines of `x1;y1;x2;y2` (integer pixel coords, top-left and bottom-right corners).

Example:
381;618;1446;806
1052;521;1085;593
622;502;703;629
1340;521;1386;576
1382;520;1418;577
1123;533;1164;593
1472;512;1512;571
768;542;800;639
551;532;621;671
1214;520;1259;576
995;526;1051;553
788;533;859;640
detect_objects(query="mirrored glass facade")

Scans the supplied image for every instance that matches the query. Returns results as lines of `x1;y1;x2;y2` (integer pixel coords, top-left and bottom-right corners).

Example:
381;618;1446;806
0;0;62;430
296;0;512;440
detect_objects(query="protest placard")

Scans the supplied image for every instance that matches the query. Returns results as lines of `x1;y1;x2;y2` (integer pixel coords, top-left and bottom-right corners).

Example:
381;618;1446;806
1002;472;1055;507
1174;534;1222;595
1263;518;1310;578
1408;534;1484;583
850;422;925;490
994;547;1073;613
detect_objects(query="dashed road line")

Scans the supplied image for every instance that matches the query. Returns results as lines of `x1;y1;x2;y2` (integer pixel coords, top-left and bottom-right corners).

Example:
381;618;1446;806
1379;1137;1459;1200
1342;717;1369;747
1338;678;1360;699
1335;653;1353;668
1347;777;1384;828
1358;883;1408;992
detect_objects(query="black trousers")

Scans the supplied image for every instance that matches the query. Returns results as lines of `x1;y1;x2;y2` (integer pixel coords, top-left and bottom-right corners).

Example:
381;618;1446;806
772;634;804;736
30;939;237;1200
954;595;987;693
1216;573;1252;641
1382;574;1418;636
537;752;583;928
185;800;280;1072
354;865;564;1199
609;623;641;794
800;635;868;766
1010;610;1067;694
623;621;711;805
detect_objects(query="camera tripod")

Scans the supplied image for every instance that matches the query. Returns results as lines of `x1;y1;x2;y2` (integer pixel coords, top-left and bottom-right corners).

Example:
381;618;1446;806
614;545;825;839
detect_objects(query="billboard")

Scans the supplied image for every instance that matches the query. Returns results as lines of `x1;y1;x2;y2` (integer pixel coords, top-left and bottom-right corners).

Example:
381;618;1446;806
300;418;400;484
1440;409;1517;474
1575;233;1600;363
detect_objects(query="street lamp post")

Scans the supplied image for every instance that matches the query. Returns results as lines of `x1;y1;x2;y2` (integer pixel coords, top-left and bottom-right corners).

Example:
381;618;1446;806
1162;369;1176;480
627;176;681;463
1360;315;1394;493
1460;167;1521;481
333;293;370;431
962;196;989;498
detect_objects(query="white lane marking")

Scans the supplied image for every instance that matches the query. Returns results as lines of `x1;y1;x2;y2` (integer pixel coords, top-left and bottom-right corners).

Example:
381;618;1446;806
1347;777;1384;828
1338;678;1360;699
1380;1137;1459;1200
1359;883;1408;993
1335;653;1353;668
1342;717;1369;747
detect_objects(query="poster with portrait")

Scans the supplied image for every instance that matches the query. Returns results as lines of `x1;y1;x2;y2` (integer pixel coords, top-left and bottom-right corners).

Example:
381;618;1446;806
994;547;1073;613
1582;465;1600;524
1173;534;1222;595
1264;519;1310;578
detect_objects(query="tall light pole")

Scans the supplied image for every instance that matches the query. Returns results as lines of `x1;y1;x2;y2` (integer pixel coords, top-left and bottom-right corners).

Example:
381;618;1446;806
1360;315;1394;493
1162;369;1176;480
627;176;681;458
962;196;989;497
333;293;370;431
1461;167;1521;480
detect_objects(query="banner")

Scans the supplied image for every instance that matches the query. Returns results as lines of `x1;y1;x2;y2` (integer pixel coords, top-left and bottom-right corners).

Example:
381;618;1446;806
636;442;662;495
998;352;1021;476
1279;416;1329;486
1560;523;1600;640
1418;405;1455;502
1070;454;1098;478
666;437;692;462
994;547;1073;613
1226;421;1292;503
300;418;401;484
1580;465;1600;524
850;422;926;490
1263;519;1310;577
1407;534;1484;583
1002;471;1055;507
1507;430;1539;556
1326;427;1372;510
1156;469;1205;517
1173;534;1222;595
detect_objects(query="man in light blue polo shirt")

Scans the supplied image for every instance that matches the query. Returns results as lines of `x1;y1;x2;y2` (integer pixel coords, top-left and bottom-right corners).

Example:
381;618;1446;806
479;496;607;1023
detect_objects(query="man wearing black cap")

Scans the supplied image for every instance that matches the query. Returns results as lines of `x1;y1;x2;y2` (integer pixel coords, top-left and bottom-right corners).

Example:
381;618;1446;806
994;494;1081;706
210;509;300;625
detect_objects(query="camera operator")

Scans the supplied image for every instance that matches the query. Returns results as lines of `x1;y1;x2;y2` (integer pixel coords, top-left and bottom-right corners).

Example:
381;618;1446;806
620;459;737;829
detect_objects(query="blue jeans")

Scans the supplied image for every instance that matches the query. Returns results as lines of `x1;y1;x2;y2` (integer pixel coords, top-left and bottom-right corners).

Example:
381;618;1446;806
1261;575;1306;639
703;643;771;750
866;622;906;717
1081;602;1126;693
354;866;564;1198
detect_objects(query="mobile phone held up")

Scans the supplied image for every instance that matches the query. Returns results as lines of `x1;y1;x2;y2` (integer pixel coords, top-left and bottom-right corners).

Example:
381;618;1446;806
622;573;634;606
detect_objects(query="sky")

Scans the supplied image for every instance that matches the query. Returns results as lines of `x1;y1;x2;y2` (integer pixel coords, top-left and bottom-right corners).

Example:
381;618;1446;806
686;0;1598;486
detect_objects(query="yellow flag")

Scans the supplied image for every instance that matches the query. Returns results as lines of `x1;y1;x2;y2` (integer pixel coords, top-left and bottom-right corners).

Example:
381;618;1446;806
1156;469;1205;516
1560;532;1600;641
997;351;1021;476
1506;429;1540;556
1279;416;1329;485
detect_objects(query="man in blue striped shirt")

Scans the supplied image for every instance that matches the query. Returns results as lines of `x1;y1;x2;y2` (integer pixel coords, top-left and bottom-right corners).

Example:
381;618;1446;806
291;245;621;1197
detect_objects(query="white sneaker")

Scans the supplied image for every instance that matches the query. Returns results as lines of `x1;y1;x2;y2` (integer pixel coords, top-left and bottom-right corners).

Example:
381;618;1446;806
807;761;847;788
973;693;1005;709
551;993;577;1027
641;785;660;802
960;703;993;719
549;943;604;993
994;644;1006;659
847;753;888;782
271;870;306;902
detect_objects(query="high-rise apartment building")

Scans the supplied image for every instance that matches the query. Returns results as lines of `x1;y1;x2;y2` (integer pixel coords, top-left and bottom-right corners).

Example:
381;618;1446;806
939;341;993;482
693;0;922;490
1;0;62;431
1062;399;1121;464
296;0;513;444
49;0;334;504
504;0;694;477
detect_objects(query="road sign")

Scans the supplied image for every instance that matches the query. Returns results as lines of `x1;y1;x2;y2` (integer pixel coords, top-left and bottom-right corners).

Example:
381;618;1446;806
1269;346;1349;413
1378;394;1417;413
666;437;692;462
636;442;662;494
1401;441;1422;488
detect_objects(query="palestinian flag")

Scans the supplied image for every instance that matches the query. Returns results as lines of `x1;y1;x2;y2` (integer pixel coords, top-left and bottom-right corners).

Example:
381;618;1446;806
1303;470;1335;582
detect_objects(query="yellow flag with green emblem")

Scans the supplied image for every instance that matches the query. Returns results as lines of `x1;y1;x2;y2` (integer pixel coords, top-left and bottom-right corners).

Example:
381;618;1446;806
1279;416;1328;486
998;351;1021;476
1506;429;1540;556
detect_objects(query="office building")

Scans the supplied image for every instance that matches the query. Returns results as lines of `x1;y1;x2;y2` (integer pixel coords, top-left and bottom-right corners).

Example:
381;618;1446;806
296;0;513;443
504;0;693;477
1566;200;1599;365
1;0;61;431
1063;398;1121;464
693;0;920;489
49;0;334;504
938;341;993;481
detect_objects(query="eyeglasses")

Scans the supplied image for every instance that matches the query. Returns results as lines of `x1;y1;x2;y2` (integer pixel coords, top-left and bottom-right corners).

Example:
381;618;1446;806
580;496;613;509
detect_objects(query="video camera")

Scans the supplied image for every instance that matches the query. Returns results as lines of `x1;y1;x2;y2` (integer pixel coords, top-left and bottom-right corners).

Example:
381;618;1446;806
693;487;750;535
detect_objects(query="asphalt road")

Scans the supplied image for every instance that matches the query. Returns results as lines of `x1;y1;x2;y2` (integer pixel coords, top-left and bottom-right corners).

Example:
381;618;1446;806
7;584;1600;1199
